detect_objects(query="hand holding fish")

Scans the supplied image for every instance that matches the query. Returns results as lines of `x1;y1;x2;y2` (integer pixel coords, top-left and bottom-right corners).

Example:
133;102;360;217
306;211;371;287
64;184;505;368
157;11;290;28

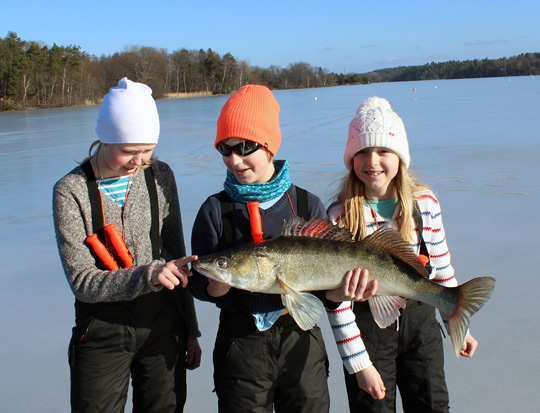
460;333;478;358
325;268;378;303
152;255;198;290
355;364;386;400
207;278;232;297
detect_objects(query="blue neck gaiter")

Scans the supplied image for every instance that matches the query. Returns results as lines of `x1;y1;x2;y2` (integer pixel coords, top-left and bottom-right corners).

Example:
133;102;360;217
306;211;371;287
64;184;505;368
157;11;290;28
223;160;291;203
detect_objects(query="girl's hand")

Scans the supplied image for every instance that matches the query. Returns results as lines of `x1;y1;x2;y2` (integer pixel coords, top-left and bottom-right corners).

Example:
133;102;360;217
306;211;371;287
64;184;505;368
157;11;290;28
207;278;231;298
326;268;378;302
151;255;198;289
186;337;202;370
460;333;478;358
355;364;386;400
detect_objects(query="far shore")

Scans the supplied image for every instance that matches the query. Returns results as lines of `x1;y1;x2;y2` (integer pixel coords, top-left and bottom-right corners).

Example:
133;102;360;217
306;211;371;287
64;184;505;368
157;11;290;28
1;91;216;112
163;91;214;99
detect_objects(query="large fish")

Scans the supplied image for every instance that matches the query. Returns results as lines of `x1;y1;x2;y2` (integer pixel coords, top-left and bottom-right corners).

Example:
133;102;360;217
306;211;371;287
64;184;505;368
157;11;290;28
193;216;495;356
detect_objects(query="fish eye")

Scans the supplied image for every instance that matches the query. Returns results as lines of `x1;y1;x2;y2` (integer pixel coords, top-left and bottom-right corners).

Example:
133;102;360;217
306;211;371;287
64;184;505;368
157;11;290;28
216;258;228;269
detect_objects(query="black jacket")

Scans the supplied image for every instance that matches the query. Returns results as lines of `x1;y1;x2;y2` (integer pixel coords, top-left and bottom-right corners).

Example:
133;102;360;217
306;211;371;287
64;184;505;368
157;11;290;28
189;184;327;313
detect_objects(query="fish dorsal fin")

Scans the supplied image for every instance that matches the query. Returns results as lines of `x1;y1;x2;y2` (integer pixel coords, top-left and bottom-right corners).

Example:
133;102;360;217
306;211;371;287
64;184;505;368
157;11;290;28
281;216;354;242
363;227;430;278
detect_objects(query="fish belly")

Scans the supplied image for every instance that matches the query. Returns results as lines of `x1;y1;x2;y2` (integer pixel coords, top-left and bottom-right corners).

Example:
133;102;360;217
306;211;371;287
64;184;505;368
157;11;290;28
270;237;457;314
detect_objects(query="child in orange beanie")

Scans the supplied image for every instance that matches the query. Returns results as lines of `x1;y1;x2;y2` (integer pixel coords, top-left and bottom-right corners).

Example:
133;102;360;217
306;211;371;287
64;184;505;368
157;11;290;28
189;85;376;412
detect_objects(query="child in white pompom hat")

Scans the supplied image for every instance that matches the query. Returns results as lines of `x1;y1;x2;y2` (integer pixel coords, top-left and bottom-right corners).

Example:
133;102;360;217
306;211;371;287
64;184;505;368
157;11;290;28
53;77;201;411
327;96;481;412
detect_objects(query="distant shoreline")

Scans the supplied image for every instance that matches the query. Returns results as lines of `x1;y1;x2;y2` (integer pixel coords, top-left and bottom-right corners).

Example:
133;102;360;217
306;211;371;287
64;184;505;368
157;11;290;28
163;91;214;99
0;91;216;112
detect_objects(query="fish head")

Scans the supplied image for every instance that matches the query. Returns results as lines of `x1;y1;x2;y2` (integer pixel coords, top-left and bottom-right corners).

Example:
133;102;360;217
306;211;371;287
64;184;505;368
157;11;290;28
193;245;274;291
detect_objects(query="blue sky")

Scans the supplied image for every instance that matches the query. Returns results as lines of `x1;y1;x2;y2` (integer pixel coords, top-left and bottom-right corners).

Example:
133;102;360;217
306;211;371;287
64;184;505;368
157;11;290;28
4;0;539;74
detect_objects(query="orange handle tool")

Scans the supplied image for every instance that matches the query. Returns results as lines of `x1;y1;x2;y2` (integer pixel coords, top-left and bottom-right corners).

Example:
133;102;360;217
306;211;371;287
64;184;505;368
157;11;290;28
247;202;264;243
104;223;133;268
86;233;119;270
418;254;430;266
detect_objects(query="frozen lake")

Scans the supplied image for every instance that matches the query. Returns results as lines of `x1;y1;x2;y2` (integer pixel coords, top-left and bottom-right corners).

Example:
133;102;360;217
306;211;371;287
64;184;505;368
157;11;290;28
1;76;539;412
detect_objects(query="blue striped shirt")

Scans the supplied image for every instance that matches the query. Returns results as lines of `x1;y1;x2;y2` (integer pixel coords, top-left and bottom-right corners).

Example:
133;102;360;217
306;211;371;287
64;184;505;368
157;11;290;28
99;176;132;207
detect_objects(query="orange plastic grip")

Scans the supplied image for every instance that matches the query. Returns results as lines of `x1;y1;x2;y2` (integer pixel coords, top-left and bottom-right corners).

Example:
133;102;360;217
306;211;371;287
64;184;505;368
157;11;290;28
247;202;264;243
418;254;430;266
104;223;133;268
86;233;119;270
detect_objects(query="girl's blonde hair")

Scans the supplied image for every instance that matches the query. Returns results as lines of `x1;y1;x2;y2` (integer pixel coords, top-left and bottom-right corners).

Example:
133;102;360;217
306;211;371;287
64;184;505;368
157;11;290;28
81;140;156;171
337;161;431;242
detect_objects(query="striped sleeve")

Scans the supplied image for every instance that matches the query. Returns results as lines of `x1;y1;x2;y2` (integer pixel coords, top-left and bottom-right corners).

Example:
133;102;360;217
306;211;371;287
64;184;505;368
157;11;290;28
327;202;372;373
417;193;457;287
326;201;343;225
326;302;372;373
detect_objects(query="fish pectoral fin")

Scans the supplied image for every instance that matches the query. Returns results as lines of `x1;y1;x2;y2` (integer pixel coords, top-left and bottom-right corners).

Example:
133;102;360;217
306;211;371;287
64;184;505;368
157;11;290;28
281;292;324;331
278;276;323;331
368;296;407;329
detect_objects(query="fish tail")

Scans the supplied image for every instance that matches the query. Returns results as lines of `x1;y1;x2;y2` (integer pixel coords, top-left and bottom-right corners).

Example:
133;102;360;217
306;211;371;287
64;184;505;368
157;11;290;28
443;276;495;357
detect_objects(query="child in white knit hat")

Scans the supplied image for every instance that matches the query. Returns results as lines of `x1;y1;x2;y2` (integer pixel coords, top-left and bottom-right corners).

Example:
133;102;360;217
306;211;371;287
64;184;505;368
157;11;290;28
53;78;201;412
327;96;480;412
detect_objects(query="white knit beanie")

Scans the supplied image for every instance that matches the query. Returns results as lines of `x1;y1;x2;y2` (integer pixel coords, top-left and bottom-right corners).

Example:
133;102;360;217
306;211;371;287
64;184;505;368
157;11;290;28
95;77;160;144
343;96;410;170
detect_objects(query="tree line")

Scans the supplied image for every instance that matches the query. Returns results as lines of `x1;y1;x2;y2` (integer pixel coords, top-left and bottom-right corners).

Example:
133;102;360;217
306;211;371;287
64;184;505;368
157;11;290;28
0;31;335;111
1;31;539;111
334;53;540;85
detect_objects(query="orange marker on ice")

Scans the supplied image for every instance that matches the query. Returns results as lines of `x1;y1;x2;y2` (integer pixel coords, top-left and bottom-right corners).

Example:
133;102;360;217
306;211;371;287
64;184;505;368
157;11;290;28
86;233;119;270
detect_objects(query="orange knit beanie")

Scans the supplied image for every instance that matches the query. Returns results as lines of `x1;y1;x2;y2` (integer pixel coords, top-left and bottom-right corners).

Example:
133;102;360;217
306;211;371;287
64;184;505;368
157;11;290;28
215;85;281;156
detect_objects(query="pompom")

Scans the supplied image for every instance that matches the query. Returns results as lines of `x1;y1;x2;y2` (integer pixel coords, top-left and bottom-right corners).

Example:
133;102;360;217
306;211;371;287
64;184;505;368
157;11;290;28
356;96;392;115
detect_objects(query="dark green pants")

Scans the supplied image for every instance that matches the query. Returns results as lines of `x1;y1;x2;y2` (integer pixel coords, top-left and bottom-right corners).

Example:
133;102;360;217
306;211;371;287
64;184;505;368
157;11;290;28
214;309;330;413
344;300;449;413
69;292;187;413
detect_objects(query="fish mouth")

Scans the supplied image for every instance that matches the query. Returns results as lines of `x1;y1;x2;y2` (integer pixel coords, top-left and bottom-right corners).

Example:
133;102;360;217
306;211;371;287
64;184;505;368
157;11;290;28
192;262;225;283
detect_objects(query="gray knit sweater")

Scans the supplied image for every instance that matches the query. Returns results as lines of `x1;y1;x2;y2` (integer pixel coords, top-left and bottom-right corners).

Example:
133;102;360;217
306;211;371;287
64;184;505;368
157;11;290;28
53;160;200;337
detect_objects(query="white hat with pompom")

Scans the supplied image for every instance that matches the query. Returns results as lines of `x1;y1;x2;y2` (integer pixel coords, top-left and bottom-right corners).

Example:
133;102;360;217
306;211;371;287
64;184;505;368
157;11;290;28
343;96;410;170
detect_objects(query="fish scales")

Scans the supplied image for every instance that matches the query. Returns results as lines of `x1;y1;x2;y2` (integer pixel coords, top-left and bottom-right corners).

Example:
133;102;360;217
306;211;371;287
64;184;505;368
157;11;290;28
252;235;459;316
193;216;495;356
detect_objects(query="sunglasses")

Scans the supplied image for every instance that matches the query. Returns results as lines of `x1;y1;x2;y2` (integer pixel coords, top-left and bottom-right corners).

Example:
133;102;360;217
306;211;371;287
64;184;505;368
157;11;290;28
217;140;266;157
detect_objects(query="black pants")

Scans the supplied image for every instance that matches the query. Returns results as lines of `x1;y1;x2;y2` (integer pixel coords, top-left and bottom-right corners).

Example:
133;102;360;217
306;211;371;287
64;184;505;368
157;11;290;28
213;309;330;413
344;300;449;413
69;292;187;413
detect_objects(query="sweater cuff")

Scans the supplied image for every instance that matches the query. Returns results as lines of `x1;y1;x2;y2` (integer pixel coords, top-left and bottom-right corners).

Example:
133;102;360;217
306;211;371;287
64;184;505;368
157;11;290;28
323;297;342;310
147;261;167;292
204;286;222;304
326;301;372;374
344;351;372;374
187;327;202;338
190;270;222;303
